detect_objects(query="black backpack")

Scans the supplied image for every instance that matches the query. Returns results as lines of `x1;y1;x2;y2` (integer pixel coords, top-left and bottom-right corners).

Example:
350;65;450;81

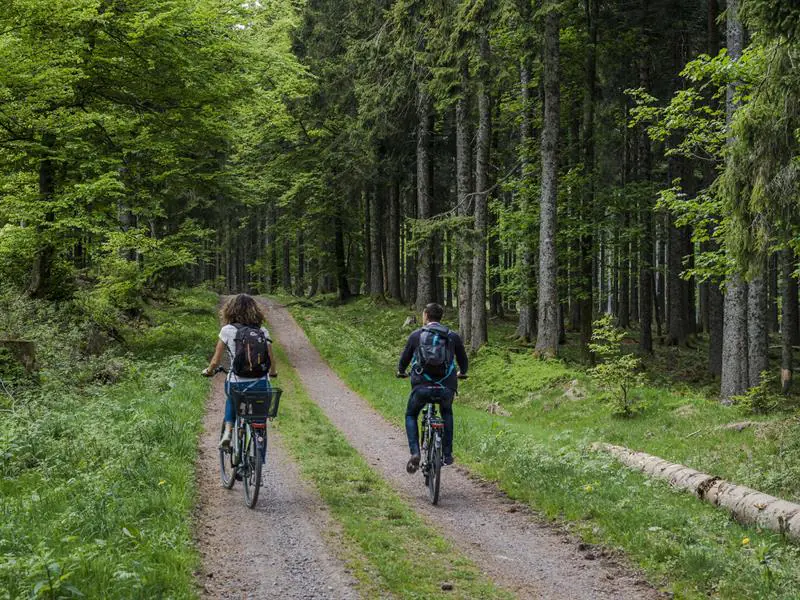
231;324;271;378
413;325;454;380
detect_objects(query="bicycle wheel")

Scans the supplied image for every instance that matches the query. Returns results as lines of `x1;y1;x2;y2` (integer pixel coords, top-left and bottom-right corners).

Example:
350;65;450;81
219;421;236;489
427;432;442;505
242;422;263;508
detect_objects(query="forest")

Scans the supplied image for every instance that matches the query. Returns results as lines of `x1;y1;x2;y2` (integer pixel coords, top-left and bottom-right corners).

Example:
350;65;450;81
2;0;798;401
2;0;800;597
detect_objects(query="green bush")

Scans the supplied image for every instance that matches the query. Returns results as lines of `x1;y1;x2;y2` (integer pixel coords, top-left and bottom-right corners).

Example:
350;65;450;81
588;315;645;416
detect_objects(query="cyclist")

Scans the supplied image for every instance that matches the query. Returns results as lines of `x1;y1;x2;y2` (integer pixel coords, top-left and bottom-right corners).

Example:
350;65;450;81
397;302;468;473
202;294;277;448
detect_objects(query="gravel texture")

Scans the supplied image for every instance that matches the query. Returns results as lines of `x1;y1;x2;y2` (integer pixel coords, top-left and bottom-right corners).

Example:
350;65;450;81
263;297;665;600
194;376;360;599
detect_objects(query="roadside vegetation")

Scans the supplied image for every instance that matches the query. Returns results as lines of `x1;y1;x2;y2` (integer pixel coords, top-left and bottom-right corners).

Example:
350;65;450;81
286;296;800;599
269;341;512;599
0;287;218;599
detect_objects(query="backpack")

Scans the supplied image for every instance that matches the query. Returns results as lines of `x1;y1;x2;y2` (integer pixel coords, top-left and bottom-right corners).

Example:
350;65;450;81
231;324;271;378
413;325;454;381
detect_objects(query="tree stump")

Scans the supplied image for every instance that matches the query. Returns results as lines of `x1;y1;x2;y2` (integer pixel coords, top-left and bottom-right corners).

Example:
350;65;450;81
0;340;37;373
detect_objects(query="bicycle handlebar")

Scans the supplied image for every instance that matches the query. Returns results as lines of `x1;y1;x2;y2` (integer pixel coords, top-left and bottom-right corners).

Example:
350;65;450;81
396;371;468;379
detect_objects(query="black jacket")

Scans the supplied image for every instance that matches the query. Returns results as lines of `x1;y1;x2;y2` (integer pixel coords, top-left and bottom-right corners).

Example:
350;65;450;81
397;323;468;392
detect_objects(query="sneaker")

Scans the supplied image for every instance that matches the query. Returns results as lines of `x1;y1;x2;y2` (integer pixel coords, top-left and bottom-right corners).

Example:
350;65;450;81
443;455;454;466
218;429;232;449
406;454;421;474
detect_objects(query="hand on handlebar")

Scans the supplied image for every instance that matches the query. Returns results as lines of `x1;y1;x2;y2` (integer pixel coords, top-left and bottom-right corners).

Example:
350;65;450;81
457;372;468;379
396;371;409;379
201;366;227;377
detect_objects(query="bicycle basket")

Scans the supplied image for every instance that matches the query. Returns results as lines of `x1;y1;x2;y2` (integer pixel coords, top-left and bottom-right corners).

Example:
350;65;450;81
233;388;282;419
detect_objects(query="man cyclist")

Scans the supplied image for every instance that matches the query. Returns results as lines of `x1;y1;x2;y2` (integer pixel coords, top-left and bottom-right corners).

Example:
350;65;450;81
397;302;468;473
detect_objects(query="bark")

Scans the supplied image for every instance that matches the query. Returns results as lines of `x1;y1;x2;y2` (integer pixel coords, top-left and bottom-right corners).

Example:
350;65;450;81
28;133;56;298
295;227;305;296
282;236;292;293
618;215;630;329
534;3;560;358
334;209;351;302
471;28;491;350
415;87;433;310
781;249;794;394
387;181;403;301
455;77;473;343
579;0;599;361
747;268;768;388
666;222;688;346
594;443;800;542
720;0;748;402
639;208;654;355
369;186;384;298
515;55;535;341
708;278;724;377
787;263;800;346
721;274;749;402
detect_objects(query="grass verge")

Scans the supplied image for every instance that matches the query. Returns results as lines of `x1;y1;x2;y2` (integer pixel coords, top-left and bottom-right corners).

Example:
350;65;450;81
267;338;513;599
0;288;218;599
284;296;800;599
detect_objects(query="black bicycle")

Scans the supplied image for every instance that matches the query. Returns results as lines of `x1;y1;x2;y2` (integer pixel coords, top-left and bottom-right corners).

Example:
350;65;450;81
420;400;445;504
209;367;281;508
397;373;466;505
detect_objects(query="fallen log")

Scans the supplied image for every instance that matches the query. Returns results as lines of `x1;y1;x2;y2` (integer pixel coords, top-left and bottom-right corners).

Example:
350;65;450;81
592;442;800;542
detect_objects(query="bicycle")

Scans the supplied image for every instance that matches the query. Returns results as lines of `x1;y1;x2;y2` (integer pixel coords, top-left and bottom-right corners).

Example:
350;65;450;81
209;366;281;508
397;373;466;505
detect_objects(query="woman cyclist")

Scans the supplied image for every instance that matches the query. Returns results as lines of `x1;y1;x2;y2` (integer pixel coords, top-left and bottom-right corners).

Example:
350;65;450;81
202;294;277;448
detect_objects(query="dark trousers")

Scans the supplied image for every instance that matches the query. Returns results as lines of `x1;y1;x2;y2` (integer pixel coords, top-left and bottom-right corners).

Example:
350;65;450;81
405;387;454;457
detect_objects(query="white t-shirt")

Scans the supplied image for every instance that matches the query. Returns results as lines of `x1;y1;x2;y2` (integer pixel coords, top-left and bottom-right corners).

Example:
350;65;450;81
219;324;272;383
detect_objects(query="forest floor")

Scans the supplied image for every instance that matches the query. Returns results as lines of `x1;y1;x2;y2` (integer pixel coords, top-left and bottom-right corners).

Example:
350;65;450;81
280;295;800;599
259;297;662;599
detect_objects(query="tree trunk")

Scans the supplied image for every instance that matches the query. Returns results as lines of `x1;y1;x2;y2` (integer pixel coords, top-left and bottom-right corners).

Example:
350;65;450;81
387;181;403;301
471;28;491;350
456;65;473;344
579;0;599;362
666;221;688;346
415;87;433;310
295;227;305;296
515;55;535;341
708;276;724;377
720;0;748;402
748;268;769;388
282;235;292;293
639;207;654;355
781;249;794;394
369;186;384;298
534;3;560;358
721;274;749;402
335;209;351;302
28;133;56;298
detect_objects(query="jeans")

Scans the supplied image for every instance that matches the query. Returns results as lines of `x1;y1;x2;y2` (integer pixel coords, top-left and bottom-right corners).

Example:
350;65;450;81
224;378;271;424
405;387;454;458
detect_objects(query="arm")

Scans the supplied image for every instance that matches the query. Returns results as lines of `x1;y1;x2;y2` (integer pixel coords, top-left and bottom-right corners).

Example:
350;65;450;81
397;333;417;374
202;339;227;375
452;333;468;376
268;343;277;377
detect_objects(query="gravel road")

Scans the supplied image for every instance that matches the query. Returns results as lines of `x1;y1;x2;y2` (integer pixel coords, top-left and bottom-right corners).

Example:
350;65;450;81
194;376;360;599
262;297;664;600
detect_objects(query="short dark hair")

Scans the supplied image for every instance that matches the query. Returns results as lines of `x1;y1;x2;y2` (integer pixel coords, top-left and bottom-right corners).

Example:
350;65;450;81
423;302;444;322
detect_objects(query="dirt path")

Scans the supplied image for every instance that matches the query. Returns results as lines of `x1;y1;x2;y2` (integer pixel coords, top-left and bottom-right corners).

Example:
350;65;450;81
194;377;360;599
263;297;664;600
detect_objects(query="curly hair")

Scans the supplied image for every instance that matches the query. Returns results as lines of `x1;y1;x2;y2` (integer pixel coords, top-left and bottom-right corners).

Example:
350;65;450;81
219;294;265;327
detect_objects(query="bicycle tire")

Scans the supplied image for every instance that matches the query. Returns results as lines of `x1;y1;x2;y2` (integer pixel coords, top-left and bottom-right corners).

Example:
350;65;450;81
242;423;262;508
219;421;236;489
427;432;442;505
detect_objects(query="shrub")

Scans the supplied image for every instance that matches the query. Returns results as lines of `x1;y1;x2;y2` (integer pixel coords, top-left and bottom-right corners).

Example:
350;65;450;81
588;315;645;416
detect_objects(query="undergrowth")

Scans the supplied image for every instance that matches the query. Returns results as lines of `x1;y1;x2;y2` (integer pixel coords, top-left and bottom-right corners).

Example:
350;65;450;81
0;287;217;599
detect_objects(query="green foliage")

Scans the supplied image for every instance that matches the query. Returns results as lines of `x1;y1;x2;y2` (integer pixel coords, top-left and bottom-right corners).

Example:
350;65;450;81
588;315;645;416
731;370;787;414
0;288;216;598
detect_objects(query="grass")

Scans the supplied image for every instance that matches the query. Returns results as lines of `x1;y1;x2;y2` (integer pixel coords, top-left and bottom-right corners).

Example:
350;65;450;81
266;338;513;599
0;287;219;599
283;295;800;599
